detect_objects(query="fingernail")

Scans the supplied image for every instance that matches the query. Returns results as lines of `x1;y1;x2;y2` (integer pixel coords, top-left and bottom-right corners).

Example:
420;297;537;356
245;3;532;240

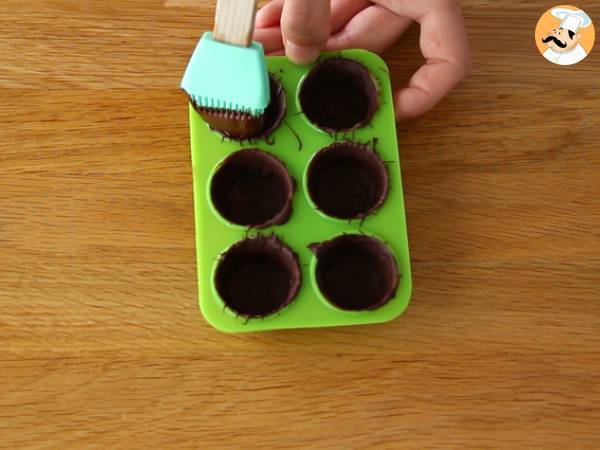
284;41;320;65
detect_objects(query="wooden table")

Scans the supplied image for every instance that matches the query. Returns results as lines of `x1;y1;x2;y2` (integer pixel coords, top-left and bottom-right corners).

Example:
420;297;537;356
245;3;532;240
1;1;599;448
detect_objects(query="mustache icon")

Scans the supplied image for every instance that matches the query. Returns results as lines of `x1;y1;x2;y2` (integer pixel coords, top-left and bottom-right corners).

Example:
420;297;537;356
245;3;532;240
542;35;567;48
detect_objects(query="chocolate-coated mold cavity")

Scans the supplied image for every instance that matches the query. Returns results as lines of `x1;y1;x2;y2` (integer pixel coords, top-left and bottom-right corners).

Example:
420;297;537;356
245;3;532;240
259;76;287;138
299;58;378;132
194;75;286;140
215;235;301;318
310;234;399;311
306;142;388;220
210;149;295;228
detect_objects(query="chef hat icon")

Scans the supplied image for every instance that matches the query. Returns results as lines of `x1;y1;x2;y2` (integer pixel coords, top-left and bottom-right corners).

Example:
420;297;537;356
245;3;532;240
551;8;592;33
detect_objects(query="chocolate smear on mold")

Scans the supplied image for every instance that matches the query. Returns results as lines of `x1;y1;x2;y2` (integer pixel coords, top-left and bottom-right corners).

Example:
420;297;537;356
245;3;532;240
306;142;388;220
299;58;378;132
211;149;295;228
215;235;301;318
309;234;399;311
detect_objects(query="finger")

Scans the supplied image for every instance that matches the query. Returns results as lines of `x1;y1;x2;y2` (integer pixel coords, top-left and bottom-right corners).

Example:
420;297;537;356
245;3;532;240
326;4;411;53
256;0;284;29
253;27;284;53
258;0;370;34
281;0;331;64
393;3;471;119
330;0;371;33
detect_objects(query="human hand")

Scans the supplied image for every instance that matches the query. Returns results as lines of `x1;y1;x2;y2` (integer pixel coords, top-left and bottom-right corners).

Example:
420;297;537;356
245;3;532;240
253;0;471;120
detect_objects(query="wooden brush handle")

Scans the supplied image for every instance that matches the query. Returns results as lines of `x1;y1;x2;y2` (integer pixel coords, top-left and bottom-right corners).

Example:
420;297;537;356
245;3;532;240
213;0;258;47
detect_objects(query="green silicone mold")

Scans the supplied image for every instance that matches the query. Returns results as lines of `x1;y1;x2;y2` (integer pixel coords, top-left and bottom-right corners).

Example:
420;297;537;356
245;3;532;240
188;49;412;332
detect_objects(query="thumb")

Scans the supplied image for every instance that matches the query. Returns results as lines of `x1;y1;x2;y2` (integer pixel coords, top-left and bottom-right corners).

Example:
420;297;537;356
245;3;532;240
281;0;331;64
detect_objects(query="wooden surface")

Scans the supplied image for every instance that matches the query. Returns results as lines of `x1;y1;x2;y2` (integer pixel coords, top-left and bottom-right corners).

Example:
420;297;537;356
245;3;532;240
1;1;599;448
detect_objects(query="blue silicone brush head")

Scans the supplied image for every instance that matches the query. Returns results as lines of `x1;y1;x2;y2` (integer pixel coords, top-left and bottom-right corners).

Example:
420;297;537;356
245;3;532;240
181;32;270;117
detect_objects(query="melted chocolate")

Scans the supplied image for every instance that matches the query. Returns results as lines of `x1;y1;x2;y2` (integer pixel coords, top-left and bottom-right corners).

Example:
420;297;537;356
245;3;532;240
309;235;399;311
210;149;295;228
307;142;388;220
193;76;286;140
215;235;301;318
197;108;264;138
299;58;378;132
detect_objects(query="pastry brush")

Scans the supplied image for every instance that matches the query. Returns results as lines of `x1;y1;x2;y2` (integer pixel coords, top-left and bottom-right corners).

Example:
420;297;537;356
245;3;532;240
181;0;270;137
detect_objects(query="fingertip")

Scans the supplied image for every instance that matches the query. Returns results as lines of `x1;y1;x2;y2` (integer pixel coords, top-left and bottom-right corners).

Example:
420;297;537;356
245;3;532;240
394;88;430;121
324;34;348;52
255;16;268;29
255;0;284;29
253;27;284;54
284;41;321;65
255;12;272;29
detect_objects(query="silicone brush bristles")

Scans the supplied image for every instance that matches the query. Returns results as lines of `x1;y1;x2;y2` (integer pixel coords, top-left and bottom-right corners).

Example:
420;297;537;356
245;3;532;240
187;94;264;117
190;102;265;139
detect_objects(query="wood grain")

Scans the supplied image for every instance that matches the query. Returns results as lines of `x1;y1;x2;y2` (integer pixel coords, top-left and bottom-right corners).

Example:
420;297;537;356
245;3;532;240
1;0;599;448
214;0;257;46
